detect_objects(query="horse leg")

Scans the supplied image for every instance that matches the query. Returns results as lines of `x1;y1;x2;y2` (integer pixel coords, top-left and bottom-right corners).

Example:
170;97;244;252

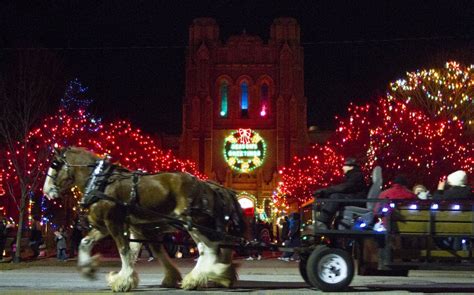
128;231;142;264
78;228;107;279
105;220;139;292
181;231;237;290
148;243;182;288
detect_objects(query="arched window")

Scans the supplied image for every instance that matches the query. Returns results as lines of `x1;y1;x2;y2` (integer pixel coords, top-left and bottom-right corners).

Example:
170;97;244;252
240;82;249;117
219;81;228;117
260;83;269;117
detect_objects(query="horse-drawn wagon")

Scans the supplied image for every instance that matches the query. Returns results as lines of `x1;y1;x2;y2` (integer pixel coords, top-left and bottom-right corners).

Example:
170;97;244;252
42;147;473;292
296;195;474;291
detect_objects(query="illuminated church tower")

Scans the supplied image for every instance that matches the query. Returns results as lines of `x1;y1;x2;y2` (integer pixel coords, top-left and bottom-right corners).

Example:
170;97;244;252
181;17;308;216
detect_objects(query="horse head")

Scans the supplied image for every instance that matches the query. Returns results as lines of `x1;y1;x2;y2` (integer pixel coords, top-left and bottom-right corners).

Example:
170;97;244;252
43;146;99;200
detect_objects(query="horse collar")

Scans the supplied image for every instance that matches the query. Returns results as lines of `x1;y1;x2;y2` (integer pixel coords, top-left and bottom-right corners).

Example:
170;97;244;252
80;158;114;208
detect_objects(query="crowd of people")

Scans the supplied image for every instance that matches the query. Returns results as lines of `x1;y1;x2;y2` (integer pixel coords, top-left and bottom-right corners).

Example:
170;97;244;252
0;216;87;262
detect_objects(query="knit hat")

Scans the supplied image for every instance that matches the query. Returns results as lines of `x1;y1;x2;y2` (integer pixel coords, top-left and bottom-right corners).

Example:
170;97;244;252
343;157;358;167
447;170;467;187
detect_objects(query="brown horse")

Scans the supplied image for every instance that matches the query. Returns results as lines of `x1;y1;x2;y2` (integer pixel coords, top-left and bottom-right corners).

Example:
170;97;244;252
42;146;244;292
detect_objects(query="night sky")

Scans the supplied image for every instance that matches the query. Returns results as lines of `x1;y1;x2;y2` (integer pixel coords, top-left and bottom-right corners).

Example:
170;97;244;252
1;1;472;134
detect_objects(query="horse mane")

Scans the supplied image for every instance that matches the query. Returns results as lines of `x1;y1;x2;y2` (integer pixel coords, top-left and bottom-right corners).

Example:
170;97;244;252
66;146;137;174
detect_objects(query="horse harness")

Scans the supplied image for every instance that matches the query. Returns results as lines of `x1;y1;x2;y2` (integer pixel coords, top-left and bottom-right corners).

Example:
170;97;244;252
47;149;142;209
81;158;143;209
49;151;245;243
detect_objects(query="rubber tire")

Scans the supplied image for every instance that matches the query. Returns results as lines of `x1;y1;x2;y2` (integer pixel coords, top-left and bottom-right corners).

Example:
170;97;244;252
298;256;311;285
306;246;354;292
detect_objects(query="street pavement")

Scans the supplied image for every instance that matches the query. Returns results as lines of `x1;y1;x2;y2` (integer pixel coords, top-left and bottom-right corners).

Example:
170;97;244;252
1;256;474;294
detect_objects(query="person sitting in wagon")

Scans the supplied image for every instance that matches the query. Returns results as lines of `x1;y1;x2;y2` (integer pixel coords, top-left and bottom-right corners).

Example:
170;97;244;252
413;184;430;200
432;170;472;251
380;175;416;200
313;158;367;229
433;170;472;200
373;175;416;214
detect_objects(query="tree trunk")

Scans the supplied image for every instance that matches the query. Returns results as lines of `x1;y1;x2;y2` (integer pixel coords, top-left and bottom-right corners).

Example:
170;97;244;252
13;191;27;263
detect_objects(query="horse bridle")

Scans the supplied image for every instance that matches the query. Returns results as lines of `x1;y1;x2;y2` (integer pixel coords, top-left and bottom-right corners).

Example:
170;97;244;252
46;147;94;193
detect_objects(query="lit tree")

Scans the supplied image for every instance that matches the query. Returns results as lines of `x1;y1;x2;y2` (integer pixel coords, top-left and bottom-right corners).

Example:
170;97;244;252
60;78;93;114
388;61;474;130
0;51;62;262
0;170;5;217
2;109;204;228
275;145;344;206
276;99;473;207
333;99;472;184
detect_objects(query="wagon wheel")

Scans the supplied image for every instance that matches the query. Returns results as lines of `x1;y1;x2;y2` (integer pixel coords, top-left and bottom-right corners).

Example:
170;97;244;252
298;254;311;285
306;245;354;292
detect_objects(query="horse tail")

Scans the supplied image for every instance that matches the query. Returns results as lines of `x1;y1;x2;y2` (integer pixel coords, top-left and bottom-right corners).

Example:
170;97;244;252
202;181;246;238
227;189;246;237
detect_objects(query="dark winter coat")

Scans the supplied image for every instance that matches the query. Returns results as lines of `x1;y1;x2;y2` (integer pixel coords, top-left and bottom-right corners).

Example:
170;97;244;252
324;167;367;199
433;186;473;200
0;221;6;240
280;219;289;241
288;213;301;240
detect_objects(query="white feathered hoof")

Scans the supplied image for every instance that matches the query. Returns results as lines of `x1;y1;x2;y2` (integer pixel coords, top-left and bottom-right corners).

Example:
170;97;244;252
181;273;207;290
208;263;238;288
78;254;100;280
107;270;139;292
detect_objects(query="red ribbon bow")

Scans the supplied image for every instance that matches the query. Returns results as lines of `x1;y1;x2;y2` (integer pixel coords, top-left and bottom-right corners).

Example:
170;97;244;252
238;128;252;144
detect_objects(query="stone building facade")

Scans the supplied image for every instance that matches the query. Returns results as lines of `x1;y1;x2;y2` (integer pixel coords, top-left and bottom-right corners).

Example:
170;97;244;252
180;17;308;217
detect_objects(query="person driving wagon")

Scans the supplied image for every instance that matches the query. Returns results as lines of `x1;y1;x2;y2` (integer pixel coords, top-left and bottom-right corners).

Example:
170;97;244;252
313;158;367;229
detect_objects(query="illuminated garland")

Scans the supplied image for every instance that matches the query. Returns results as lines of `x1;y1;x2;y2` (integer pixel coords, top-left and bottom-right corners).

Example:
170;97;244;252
223;129;266;172
388;61;474;128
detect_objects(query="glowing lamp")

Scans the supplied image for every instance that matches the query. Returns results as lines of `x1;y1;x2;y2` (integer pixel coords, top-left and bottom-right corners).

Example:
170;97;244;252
220;111;227;117
260;109;266;117
452;204;460;210
382;207;389;213
431;204;439;210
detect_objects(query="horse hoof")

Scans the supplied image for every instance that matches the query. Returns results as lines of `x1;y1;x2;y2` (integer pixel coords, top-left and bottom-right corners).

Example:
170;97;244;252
80;266;97;280
212;278;233;288
181;273;207;290
161;272;182;288
107;270;139;292
78;255;101;280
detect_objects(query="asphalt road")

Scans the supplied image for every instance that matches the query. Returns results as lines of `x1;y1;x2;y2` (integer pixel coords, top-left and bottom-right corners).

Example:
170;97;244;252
1;257;474;294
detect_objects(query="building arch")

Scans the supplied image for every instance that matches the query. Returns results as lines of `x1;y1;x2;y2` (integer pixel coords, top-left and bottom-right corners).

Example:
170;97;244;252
256;75;275;117
237;191;257;217
215;75;233;118
236;76;253;118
